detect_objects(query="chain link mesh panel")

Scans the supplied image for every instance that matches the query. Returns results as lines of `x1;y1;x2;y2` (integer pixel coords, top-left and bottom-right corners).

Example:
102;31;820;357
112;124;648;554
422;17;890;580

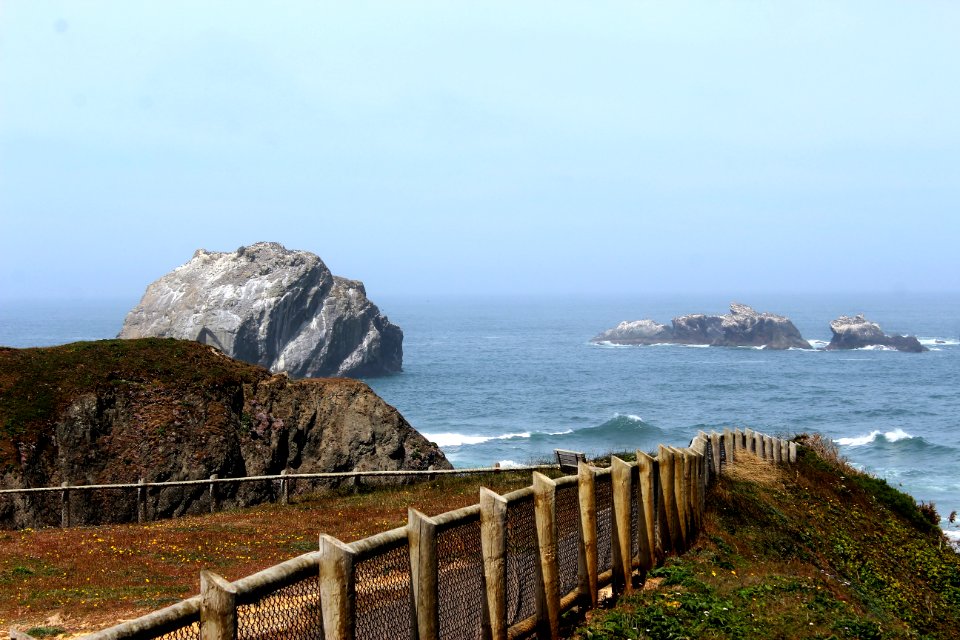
237;574;323;640
652;461;663;553
505;494;538;626
356;541;412;640
437;516;484;640
555;483;580;598
630;466;640;563
595;476;613;574
155;621;200;640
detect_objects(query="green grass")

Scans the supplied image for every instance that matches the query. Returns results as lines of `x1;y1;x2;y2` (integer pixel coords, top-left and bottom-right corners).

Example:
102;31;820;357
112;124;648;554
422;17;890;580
575;436;960;639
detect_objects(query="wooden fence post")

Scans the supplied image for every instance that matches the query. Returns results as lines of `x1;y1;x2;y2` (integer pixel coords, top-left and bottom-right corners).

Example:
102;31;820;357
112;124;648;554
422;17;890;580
744;428;754;453
781;439;790;464
60;482;70;528
137;478;147;524
533;472;560;640
281;470;289;506
657;445;682;553
200;570;237;640
754;432;764;458
668;448;688;550
577;462;598;607
480;488;508;640
610;457;633;595
789;442;798;463
209;474;219;513
408;509;439;640
634;451;656;573
319;534;356;640
682;449;696;539
723;428;734;465
710;432;722;475
690;450;704;532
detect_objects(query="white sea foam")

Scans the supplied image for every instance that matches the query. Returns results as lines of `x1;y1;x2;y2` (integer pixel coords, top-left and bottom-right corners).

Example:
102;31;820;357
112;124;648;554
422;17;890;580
944;530;960;551
423;432;531;447
854;344;897;351
835;428;914;447
613;413;644;423
808;339;830;349
497;460;523;469
548;429;574;436
918;337;959;346
591;341;633;349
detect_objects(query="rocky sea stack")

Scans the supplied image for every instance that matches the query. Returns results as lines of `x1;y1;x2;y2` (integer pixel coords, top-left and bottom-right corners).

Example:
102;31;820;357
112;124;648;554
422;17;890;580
119;242;402;378
826;314;927;353
593;303;811;350
0;339;450;528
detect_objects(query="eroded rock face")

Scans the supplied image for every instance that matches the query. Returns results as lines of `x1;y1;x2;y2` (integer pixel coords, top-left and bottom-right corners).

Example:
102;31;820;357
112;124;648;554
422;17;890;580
827;315;926;353
119;242;402;378
0;340;449;528
592;303;811;350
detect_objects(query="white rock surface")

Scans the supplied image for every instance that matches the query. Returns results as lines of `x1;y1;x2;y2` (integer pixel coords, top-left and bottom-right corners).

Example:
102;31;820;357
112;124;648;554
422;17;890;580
119;242;403;377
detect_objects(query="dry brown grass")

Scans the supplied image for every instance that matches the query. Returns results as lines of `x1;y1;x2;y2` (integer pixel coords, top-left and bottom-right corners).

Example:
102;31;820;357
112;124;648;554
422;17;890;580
2;470;545;636
723;450;786;487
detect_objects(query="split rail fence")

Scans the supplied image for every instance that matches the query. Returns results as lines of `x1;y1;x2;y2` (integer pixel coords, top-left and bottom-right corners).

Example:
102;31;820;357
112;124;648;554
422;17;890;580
12;429;798;640
0;466;556;529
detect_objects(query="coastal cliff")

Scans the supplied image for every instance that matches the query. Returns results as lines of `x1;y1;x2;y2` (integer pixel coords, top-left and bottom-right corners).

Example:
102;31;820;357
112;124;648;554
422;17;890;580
0;339;449;527
119;242;403;378
593;303;811;350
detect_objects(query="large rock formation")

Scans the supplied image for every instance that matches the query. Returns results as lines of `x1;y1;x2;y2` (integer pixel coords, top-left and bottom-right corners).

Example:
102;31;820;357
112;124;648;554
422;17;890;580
593;303;811;350
0;339;450;528
826;315;927;353
119;242;402;378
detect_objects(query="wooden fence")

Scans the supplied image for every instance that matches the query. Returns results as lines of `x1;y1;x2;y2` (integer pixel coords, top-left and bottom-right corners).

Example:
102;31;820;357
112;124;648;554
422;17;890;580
0;466;557;529
10;429;798;640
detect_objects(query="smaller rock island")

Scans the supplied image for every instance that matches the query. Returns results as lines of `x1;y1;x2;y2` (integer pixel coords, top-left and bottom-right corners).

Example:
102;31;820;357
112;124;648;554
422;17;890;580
592;303;811;350
826;314;927;353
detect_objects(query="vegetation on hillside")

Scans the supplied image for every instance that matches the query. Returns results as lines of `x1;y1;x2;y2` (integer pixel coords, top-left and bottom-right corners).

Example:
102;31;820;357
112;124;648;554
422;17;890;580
574;436;960;639
0;339;267;469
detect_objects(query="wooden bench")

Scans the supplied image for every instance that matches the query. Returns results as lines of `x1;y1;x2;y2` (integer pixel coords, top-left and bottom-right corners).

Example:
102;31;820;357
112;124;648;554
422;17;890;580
554;449;587;474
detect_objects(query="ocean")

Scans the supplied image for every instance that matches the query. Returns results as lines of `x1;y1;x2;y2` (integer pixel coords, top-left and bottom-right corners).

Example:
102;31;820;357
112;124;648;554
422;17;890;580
2;293;958;542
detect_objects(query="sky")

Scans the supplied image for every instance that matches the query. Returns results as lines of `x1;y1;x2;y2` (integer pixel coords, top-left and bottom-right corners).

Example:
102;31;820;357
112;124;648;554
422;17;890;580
1;1;958;300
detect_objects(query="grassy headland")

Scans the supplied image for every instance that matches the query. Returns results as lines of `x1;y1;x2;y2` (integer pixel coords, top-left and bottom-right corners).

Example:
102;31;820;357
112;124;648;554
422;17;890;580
574;437;960;639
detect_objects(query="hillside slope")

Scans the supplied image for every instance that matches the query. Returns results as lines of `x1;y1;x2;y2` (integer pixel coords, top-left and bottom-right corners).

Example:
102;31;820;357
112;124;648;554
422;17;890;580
0;339;449;527
575;438;960;639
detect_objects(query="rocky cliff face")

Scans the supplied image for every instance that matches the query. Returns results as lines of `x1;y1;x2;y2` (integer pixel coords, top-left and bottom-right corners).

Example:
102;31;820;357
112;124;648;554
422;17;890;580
0;339;449;528
827;315;927;353
119;242;403;378
592;303;811;350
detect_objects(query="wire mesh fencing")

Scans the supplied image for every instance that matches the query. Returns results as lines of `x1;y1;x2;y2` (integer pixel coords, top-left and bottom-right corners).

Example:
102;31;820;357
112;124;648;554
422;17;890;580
505;493;539;627
595;475;613;575
39;431;795;640
236;574;323;640
436;515;485;640
354;539;412;640
554;481;581;597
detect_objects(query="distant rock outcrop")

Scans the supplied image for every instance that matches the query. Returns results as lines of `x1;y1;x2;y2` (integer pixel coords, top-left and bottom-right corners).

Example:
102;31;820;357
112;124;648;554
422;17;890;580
119;242;402;378
0;339;450;528
592;303;811;350
826;315;927;353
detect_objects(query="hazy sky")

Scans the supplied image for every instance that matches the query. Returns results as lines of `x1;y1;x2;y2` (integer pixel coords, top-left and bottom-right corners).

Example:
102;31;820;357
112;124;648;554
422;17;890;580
2;1;958;300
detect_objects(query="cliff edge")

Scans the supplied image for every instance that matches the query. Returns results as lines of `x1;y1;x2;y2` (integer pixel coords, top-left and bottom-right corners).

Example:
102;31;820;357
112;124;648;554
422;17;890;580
0;339;449;527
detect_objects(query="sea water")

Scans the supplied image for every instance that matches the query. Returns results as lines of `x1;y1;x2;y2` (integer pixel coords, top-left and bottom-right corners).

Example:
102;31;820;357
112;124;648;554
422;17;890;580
2;293;958;541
